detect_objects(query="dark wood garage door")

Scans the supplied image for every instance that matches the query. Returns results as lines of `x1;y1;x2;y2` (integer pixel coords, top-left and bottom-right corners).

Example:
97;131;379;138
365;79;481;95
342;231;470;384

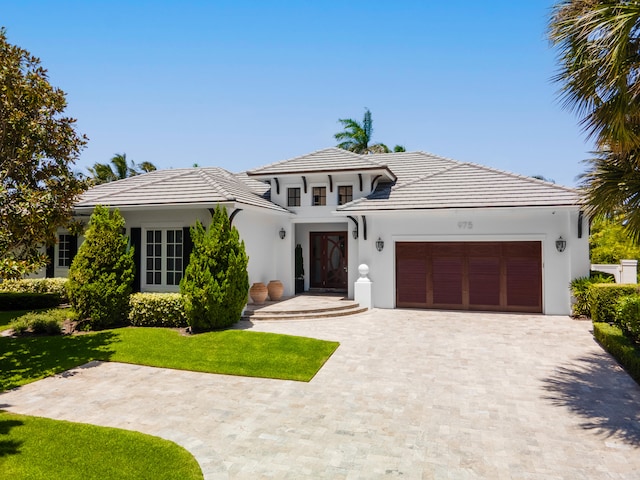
396;242;542;313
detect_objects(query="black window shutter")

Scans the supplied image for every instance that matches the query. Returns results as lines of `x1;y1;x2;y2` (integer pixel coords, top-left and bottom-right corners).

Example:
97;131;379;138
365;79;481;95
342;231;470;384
70;235;78;263
183;226;193;275
45;245;55;278
130;228;142;292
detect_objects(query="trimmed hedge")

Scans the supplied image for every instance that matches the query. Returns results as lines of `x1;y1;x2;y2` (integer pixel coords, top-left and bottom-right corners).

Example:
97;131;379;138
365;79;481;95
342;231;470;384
569;274;614;317
588;283;640;323
128;293;188;328
593;322;640;385
0;278;69;302
615;294;640;343
0;292;62;311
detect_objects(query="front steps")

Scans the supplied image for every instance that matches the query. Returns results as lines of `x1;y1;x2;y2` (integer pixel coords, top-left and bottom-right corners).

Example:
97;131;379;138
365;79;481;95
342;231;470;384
242;295;368;321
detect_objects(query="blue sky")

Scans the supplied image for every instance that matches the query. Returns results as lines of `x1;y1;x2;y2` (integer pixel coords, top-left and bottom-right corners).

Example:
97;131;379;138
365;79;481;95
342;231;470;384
3;1;592;186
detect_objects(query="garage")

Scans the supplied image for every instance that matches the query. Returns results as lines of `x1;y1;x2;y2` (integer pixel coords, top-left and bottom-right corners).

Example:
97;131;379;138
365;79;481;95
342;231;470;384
396;241;542;313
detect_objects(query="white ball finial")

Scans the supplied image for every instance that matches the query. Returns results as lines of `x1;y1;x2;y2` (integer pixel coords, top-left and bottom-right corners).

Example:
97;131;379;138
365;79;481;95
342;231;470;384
358;264;369;279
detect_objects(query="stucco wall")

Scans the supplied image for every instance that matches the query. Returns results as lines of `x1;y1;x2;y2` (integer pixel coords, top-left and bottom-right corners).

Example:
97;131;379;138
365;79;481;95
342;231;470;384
347;207;589;315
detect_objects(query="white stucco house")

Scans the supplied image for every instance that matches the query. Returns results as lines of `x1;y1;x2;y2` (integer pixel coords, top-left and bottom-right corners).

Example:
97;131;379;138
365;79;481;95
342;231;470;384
44;148;589;315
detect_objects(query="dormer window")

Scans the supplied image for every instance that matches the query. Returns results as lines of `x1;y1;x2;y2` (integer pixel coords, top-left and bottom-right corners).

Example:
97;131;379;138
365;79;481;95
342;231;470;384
287;187;301;207
338;185;353;205
312;186;326;206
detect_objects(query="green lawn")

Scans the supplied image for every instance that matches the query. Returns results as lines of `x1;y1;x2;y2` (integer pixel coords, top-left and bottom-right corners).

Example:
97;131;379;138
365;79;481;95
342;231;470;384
0;411;203;479
0;310;33;331
0;327;339;391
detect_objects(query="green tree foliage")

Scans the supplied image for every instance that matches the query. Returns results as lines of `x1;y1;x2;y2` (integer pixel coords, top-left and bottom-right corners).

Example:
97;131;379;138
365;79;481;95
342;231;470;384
67;206;134;329
88;153;157;184
180;205;249;331
334;108;404;154
0;28;87;278
589;215;640;264
549;2;640;239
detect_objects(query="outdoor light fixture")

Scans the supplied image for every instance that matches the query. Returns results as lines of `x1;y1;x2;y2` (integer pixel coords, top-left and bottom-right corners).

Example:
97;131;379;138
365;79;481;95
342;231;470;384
555;236;566;253
376;237;384;252
279;228;286;240
352;228;358;240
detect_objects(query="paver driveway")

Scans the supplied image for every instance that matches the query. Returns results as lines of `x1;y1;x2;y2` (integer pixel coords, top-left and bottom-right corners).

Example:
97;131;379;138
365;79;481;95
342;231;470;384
2;309;640;479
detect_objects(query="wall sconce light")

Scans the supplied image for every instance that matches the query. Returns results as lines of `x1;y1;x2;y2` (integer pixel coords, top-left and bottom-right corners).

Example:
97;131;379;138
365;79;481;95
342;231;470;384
376;237;384;252
279;228;286;240
555;236;566;252
352;228;358;240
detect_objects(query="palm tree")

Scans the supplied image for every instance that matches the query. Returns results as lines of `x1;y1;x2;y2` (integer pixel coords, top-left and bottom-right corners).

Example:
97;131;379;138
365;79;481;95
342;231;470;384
88;153;157;184
334;109;393;154
549;1;640;152
549;1;640;238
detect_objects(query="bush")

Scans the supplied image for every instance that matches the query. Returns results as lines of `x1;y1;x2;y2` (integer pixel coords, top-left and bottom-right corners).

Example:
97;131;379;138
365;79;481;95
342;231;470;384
180;205;249;331
128;293;188;328
0;292;62;310
589;283;640;323
593;322;640;385
67;206;134;330
615;294;640;343
570;273;614;317
0;278;69;302
9;309;76;336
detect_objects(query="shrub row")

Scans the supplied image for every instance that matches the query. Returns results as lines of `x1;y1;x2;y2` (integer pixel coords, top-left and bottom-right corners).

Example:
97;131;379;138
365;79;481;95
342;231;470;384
128;293;188;328
588;283;640;323
0;278;69;302
0;292;62;311
593;322;640;385
570;273;614;316
10;308;76;336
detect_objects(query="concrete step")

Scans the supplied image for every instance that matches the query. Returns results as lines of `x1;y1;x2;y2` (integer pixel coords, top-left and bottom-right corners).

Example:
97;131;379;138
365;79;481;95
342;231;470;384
242;303;368;321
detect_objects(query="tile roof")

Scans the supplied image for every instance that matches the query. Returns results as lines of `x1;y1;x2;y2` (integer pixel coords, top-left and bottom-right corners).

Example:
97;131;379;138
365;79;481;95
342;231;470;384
247;147;396;180
76;167;288;213
337;155;580;212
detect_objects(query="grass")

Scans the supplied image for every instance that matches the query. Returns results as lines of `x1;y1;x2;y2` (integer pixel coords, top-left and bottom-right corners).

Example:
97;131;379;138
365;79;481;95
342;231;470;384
0;327;339;391
0;411;203;479
0;310;33;331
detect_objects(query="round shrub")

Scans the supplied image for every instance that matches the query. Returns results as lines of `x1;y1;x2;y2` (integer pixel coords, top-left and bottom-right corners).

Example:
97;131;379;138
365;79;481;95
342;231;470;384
128;293;188;328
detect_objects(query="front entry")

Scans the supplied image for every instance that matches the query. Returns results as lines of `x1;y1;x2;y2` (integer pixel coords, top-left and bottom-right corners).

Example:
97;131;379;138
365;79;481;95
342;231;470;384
310;232;348;291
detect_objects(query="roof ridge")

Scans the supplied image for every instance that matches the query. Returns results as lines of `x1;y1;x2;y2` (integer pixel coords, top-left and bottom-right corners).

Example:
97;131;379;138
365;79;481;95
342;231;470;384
247;146;384;174
457;161;578;193
197;168;235;200
89;169;192;199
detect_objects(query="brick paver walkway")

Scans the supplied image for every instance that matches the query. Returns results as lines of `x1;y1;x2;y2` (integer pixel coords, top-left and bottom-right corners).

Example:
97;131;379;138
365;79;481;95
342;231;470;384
2;309;640;479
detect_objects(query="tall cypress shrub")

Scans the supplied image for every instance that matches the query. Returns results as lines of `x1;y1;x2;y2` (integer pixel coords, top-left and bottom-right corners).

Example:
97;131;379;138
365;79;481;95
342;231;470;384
180;205;249;331
67;206;134;329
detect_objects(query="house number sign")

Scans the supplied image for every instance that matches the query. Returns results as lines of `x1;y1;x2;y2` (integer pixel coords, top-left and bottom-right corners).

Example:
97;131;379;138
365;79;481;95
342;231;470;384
457;221;473;230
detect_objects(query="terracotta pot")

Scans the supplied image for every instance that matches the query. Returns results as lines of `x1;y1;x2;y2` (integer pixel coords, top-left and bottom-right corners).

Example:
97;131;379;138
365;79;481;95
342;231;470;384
249;282;268;304
267;280;284;301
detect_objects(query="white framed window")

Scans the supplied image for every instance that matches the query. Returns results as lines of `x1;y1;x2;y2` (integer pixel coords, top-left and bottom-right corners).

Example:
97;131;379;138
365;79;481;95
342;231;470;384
143;228;183;289
58;234;73;267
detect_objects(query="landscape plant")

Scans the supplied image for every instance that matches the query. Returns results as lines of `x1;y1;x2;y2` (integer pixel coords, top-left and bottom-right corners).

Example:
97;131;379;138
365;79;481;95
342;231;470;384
0;28;87;278
180;205;249;331
128;293;188;328
66;206;134;329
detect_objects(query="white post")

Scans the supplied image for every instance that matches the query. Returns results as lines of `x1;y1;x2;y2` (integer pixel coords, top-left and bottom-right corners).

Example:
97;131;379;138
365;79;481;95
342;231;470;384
354;263;372;309
620;259;638;284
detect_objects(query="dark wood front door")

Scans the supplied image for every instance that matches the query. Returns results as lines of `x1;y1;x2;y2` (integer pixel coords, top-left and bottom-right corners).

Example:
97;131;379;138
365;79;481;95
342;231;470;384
310;232;348;291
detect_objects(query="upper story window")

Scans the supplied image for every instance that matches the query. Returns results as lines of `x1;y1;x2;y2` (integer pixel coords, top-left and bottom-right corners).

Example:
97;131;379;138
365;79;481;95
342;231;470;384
58;234;73;267
338;185;353;205
312;186;326;206
287;187;301;207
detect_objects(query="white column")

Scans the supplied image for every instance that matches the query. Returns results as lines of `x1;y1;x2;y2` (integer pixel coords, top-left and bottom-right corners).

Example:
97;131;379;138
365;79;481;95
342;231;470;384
620;259;638;284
